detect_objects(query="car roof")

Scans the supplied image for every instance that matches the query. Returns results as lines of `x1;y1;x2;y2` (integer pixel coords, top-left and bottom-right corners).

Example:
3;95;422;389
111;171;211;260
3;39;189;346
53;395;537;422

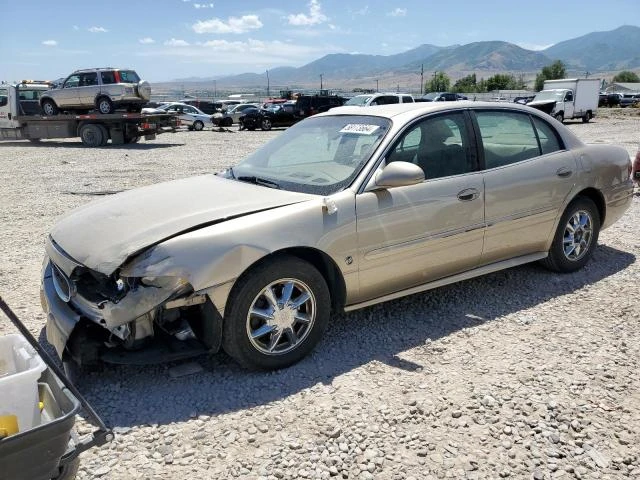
318;101;549;121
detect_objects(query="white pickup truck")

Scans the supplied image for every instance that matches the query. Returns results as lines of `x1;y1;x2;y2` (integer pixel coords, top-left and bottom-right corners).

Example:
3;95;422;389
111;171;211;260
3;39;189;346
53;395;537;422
527;78;600;123
0;81;177;147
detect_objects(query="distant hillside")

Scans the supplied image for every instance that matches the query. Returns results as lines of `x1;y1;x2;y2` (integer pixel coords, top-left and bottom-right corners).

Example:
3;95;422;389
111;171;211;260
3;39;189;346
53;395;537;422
407;41;551;71
543;25;640;70
169;25;640;88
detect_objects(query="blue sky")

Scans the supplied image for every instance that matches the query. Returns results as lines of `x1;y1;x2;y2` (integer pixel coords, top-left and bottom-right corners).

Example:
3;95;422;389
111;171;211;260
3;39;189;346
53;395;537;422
2;0;638;82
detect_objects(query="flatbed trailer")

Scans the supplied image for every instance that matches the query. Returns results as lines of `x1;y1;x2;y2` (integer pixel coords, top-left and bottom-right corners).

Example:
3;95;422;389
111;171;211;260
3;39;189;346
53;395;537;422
0;82;178;147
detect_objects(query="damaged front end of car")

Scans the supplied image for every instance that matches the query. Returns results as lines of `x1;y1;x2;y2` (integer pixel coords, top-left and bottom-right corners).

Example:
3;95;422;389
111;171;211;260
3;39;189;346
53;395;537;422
42;236;223;368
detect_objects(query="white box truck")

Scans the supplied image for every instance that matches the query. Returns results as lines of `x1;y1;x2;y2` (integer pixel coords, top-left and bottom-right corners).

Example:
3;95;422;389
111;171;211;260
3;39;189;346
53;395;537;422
528;78;600;123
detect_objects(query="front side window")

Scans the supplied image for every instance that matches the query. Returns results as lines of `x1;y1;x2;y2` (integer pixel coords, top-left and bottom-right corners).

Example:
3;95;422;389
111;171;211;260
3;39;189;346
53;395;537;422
229;115;391;195
63;75;80;88
474;111;540;169
0;87;8;107
387;112;473;180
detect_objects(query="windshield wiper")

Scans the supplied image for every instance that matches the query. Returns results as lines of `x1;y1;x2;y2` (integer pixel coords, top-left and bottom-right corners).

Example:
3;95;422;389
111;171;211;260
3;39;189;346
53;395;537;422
236;175;281;189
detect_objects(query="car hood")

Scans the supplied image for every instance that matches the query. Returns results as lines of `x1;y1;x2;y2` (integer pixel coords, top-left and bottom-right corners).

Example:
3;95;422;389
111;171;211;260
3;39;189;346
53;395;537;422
527;100;556;115
50;175;314;275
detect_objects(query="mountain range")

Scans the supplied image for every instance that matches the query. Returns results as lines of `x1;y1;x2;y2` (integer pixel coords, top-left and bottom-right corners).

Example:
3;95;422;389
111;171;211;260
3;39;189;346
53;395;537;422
168;25;640;89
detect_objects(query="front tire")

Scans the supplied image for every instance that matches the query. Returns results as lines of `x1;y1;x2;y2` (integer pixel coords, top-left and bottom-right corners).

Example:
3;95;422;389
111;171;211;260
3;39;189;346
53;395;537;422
541;196;600;273
261;118;272;131
222;255;330;370
554;112;564;123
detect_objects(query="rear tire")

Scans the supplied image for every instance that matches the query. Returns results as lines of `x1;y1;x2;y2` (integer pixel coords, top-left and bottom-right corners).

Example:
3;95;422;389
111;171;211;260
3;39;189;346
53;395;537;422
193;120;204;131
540;196;600;273
261;118;272;131
79;124;104;147
582;112;592;123
41;99;59;116
223;117;233;127
222;255;330;370
96;96;114;114
554;112;564;123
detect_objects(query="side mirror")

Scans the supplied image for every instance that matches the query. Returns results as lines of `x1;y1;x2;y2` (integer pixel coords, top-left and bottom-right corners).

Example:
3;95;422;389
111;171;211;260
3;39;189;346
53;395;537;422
368;161;425;190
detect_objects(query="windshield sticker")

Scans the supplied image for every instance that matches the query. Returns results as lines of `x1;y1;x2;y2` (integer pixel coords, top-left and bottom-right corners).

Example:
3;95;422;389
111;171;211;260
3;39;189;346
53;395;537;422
339;124;380;135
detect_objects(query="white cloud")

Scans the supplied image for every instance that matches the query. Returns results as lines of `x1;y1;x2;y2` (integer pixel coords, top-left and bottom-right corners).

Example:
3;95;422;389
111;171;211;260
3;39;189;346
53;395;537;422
42;40;58;46
194;3;214;8
287;0;327;26
388;8;407;17
352;5;369;15
72;25;79;31
88;26;108;33
192;15;263;34
138;38;342;69
517;42;553;51
164;38;190;47
139;37;155;44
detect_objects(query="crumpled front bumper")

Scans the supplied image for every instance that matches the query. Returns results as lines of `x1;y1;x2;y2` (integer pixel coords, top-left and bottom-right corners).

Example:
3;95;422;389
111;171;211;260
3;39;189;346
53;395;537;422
41;262;81;359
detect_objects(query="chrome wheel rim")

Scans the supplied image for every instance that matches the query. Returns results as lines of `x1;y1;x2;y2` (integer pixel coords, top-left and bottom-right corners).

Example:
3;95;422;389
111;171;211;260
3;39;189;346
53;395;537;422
563;210;593;261
99;100;110;114
246;278;316;355
43;102;54;115
194;121;203;131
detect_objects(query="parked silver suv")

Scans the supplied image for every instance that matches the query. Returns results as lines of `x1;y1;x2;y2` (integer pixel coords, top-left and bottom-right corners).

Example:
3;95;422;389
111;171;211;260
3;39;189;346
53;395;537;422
40;68;151;115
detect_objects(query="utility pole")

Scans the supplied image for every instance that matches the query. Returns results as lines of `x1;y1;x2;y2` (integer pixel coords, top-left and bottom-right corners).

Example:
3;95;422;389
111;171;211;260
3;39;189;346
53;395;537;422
320;73;323;90
420;64;424;95
266;70;270;98
213;80;217;99
376;79;379;92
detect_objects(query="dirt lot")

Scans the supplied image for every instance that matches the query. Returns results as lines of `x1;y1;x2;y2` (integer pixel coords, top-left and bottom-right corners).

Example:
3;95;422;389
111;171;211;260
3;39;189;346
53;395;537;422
0;110;639;479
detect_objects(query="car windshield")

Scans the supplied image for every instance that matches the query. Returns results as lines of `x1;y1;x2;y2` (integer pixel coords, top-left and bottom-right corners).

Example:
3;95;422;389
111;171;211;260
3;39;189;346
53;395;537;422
228;115;391;195
119;70;140;83
533;91;564;102
344;96;372;106
422;92;440;101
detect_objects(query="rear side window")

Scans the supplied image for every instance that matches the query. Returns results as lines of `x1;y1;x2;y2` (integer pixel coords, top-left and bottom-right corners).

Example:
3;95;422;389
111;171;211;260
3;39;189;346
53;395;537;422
402;96;413;103
101;71;116;84
79;72;98;86
475;111;540;169
532;116;562;155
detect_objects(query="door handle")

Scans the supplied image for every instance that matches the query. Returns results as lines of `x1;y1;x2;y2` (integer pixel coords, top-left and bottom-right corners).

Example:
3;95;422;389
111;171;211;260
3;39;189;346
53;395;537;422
556;167;573;178
457;188;480;201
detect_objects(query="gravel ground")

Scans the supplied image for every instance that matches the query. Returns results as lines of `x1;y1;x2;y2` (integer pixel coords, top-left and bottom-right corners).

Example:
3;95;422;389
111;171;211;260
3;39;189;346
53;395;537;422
0;110;639;480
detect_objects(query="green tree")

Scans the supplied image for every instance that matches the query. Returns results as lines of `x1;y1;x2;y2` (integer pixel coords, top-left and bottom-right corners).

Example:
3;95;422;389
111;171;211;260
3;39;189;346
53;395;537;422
452;74;477;93
425;71;451;92
534;60;566;91
486;74;525;91
612;70;640;83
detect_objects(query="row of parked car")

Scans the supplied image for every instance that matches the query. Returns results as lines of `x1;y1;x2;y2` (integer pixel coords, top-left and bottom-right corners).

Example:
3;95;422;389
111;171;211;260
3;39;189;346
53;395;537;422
598;92;640;107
